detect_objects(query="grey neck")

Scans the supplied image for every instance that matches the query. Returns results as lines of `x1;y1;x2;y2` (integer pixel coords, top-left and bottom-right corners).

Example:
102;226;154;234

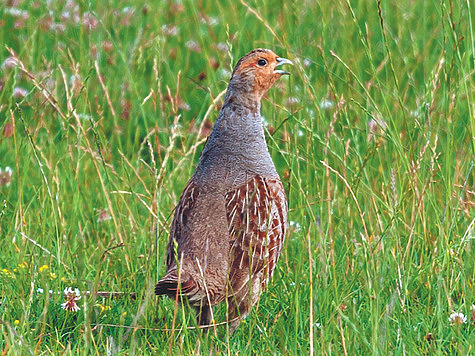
193;98;278;191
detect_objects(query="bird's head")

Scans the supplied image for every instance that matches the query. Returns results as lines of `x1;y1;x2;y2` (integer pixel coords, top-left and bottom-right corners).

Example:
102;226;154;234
226;48;293;105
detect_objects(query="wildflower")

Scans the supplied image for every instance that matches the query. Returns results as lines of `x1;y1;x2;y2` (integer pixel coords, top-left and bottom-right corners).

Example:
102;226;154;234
1;268;15;279
0;167;13;187
216;42;228;53
448;311;467;325
161;24;178;36
285;97;300;108
38;265;49;273
14;320;20;325
303;58;311;68
207;17;219;26
217;68;231;81
367;117;387;142
69;74;81;91
61;10;71;21
1;57;18;70
61;287;81;312
261;116;269;127
82;12;98;31
122;6;135;15
4;7;29;20
319;99;334;110
49;272;57;279
102;40;113;52
289;220;302;232
120;7;135;26
409;109;422;119
17;262;28;269
49;23;66;33
185;40;201;53
13;87;28;99
314;322;322;329
96;303;111;314
77;113;92;121
36;288;44;294
97;209;112;223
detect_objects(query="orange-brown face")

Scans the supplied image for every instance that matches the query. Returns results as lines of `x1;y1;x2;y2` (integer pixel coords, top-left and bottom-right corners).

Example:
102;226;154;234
230;49;293;100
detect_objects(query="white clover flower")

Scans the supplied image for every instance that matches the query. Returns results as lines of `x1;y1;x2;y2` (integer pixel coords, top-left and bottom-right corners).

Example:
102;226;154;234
448;311;467;325
0;166;13;187
1;57;18;70
13;87;28;99
36;288;44;293
208;17;219;26
217;68;231;81
122;6;135;15
4;7;29;19
185;40;201;53
319;99;334;110
216;42;229;53
61;287;81;312
161;24;178;36
289;220;302;232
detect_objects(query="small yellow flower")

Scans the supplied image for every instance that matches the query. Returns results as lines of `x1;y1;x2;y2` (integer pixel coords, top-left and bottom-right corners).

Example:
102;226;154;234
14;320;20;325
2;268;9;274
122;312;127;317
96;304;111;314
96;303;105;313
18;262;28;269
39;265;49;273
49;272;57;280
61;276;67;282
13;268;17;272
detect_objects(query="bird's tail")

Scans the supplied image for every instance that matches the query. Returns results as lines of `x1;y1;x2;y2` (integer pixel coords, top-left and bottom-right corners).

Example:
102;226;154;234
155;269;197;298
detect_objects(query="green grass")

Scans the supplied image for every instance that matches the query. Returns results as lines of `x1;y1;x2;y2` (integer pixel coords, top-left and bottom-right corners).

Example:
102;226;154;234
0;0;473;354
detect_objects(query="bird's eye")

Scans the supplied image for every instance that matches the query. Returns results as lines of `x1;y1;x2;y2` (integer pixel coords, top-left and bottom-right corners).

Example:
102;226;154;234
257;58;267;66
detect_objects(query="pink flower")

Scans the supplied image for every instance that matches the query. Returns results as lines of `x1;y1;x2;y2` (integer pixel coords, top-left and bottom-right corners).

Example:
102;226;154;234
83;12;98;31
0;167;13;187
2;57;19;71
61;287;81;312
13;87;28;99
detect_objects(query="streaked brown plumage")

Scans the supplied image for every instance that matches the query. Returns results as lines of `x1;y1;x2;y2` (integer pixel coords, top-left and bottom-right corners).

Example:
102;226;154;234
155;48;292;334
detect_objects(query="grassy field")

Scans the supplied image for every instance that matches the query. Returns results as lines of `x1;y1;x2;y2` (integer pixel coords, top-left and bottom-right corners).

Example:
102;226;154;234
0;0;473;354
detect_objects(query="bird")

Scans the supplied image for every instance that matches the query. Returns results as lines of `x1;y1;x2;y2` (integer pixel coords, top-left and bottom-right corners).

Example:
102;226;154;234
155;48;292;334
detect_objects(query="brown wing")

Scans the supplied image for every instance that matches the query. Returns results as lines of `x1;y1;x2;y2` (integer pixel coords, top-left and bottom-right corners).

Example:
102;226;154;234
156;180;202;300
165;180;200;269
156;179;230;306
225;175;287;297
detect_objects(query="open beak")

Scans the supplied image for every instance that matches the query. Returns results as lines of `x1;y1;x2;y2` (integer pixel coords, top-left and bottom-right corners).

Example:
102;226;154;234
274;57;294;75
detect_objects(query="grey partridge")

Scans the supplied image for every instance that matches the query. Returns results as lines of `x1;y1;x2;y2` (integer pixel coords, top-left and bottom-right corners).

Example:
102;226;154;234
155;48;292;334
